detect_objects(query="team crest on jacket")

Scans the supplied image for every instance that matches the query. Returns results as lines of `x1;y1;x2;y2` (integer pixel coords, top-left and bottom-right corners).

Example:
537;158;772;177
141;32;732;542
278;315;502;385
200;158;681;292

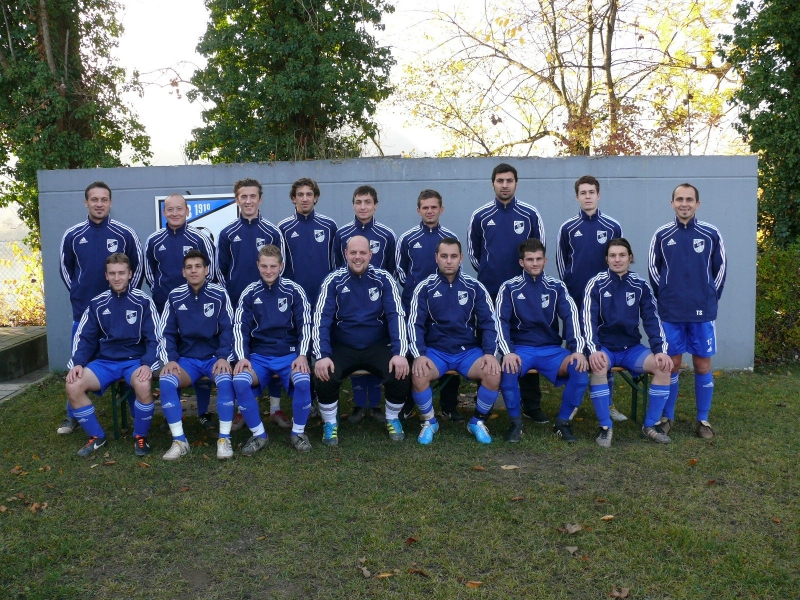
256;238;266;250
204;303;214;317
369;287;379;302
126;309;137;324
626;292;635;306
314;230;325;243
107;239;118;252
597;231;607;244
693;239;705;253
541;294;550;308
278;297;288;312
513;220;524;235
183;246;193;255
370;240;380;253
458;291;468;305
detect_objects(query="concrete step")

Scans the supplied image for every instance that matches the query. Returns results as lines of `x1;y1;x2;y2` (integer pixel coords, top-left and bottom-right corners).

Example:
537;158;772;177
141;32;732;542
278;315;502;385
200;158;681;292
0;326;48;382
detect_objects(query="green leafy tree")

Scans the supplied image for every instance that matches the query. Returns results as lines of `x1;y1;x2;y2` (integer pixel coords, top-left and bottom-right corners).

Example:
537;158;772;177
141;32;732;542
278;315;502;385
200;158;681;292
187;0;395;163
0;0;151;247
722;0;800;244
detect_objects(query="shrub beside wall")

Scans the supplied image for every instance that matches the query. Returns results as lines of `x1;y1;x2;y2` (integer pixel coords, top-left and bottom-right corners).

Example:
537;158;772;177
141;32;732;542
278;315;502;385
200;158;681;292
756;240;800;363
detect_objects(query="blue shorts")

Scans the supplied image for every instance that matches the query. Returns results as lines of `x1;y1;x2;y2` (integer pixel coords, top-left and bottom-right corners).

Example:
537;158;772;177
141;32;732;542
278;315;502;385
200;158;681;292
85;358;142;395
426;347;484;379
602;345;650;375
178;357;225;385
510;345;572;387
249;353;297;395
663;321;716;357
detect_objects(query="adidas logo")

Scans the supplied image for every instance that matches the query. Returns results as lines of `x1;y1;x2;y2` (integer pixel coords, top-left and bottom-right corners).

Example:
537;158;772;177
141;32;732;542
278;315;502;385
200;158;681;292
342;286;350;293
603;291;612;297
413;242;422;249
178;304;187;311
291;232;299;238
102;308;111;315
79;237;88;244
158;244;166;251
233;235;241;242
667;239;676;246
433;291;442;298
487;219;496;226
254;298;262;304
574;231;583;237
517;293;526;299
703;382;714;388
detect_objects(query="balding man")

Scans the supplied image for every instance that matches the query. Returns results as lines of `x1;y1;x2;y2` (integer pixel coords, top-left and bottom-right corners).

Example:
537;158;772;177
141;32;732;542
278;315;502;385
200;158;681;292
312;236;410;446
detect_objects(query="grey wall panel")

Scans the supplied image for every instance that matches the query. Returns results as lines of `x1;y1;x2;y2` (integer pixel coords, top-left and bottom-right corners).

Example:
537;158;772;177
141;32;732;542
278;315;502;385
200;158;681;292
39;156;757;370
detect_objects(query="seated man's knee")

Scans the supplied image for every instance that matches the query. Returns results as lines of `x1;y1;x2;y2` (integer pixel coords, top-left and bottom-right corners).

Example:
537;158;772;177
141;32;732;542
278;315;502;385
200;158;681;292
482;371;501;390
232;372;254;396
131;379;152;401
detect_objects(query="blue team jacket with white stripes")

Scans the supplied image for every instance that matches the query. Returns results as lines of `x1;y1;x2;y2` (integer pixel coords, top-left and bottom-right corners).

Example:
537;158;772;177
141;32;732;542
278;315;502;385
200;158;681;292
648;217;726;323
218;213;285;306
234;277;311;359
145;223;218;310
158;282;234;363
333;217;397;274
408;270;497;358
277;210;338;304
468;197;545;298
556;210;623;305
69;287;160;370
396;222;458;310
60;216;143;321
496;272;585;354
583;269;667;355
313;265;407;359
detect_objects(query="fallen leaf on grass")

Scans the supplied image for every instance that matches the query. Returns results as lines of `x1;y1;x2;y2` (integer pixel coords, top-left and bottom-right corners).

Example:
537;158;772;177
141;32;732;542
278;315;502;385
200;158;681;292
466;581;483;589
609;586;629;598
375;572;393;579
32;454;40;461
178;486;190;492
89;464;100;469
334;458;342;463
138;462;150;469
191;440;204;447
357;566;371;578
358;557;366;564
510;495;524;502
773;517;781;524
600;515;614;521
574;417;584;422
405;536;419;545
45;484;55;489
689;458;698;466
472;465;486;471
500;465;519;470
257;535;266;540
566;546;578;555
9;466;22;475
776;401;787;407
408;568;430;578
584;526;592;532
0;506;7;513
708;480;716;486
595;497;607;503
15;493;24;499
29;502;47;514
103;452;110;458
103;461;117;466
558;523;583;534
202;454;210;460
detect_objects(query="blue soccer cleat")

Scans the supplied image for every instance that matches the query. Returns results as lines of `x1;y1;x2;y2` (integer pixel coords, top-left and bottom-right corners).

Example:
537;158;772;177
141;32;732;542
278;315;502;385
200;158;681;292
322;422;338;446
418;419;439;445
468;420;492;444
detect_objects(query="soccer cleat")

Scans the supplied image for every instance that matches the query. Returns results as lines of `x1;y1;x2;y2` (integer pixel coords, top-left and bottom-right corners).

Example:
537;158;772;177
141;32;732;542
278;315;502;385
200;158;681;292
370;407;387;423
522;407;549;424
642;425;671;444
594;426;613;448
230;412;245;432
291;433;312;453
322;422;338;446
441;408;466;423
134;435;152;456
401;406;417;421
695;420;714;439
609;407;629;422
198;412;217;431
418;420;439;445
309;402;320;419
216;437;233;460
505;420;523;443
553;419;578;443
657;416;674;435
57;416;78;435
468;420;492;444
386;418;405;441
347;406;367;424
241;435;268;456
77;436;106;457
269;410;291;429
162;439;190;461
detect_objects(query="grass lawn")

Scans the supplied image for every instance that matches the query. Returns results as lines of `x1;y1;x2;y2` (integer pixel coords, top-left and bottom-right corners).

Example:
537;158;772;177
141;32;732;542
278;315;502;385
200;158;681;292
0;370;797;599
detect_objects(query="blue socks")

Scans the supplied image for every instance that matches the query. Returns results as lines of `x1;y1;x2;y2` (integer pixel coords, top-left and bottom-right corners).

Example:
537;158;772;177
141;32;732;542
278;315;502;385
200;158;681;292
352;374;382;408
215;374;235;438
232;372;266;438
159;373;187;442
195;377;213;416
73;405;105;438
695;372;714;421
133;400;154;438
590;384;612;428
645;384;671;428
474;385;499;419
290;372;312;431
412;387;434;418
557;362;588;421
499;372;522;418
663;373;679;420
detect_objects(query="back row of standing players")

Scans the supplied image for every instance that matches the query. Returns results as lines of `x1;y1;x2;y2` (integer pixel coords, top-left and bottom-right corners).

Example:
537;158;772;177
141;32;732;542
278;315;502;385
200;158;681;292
58;162;726;457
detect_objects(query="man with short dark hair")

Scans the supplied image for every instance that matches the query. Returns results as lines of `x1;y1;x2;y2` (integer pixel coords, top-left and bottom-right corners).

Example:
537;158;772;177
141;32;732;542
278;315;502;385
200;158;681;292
65;253;160;457
313;236;410;446
58;181;143;435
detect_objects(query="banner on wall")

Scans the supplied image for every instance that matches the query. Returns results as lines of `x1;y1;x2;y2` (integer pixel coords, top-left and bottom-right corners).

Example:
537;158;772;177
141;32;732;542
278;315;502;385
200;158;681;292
154;194;238;243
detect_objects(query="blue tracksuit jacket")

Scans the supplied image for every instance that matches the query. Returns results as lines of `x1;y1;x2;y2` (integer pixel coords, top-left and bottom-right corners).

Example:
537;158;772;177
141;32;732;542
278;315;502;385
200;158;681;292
333;217;396;274
396;221;458;310
648;217;726;323
277;210;338;304
408;270;497;358
313;265;407;359
158;282;234;363
60;216;143;321
234;277;311;359
145;223;219;310
496;272;585;354
556;210;623;305
69;287;161;370
583;269;667;355
468;197;545;298
218;213;285;305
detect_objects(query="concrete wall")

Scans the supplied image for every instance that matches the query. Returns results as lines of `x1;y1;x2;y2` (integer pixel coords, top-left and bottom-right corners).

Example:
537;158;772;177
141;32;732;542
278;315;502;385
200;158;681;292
38;156;758;370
